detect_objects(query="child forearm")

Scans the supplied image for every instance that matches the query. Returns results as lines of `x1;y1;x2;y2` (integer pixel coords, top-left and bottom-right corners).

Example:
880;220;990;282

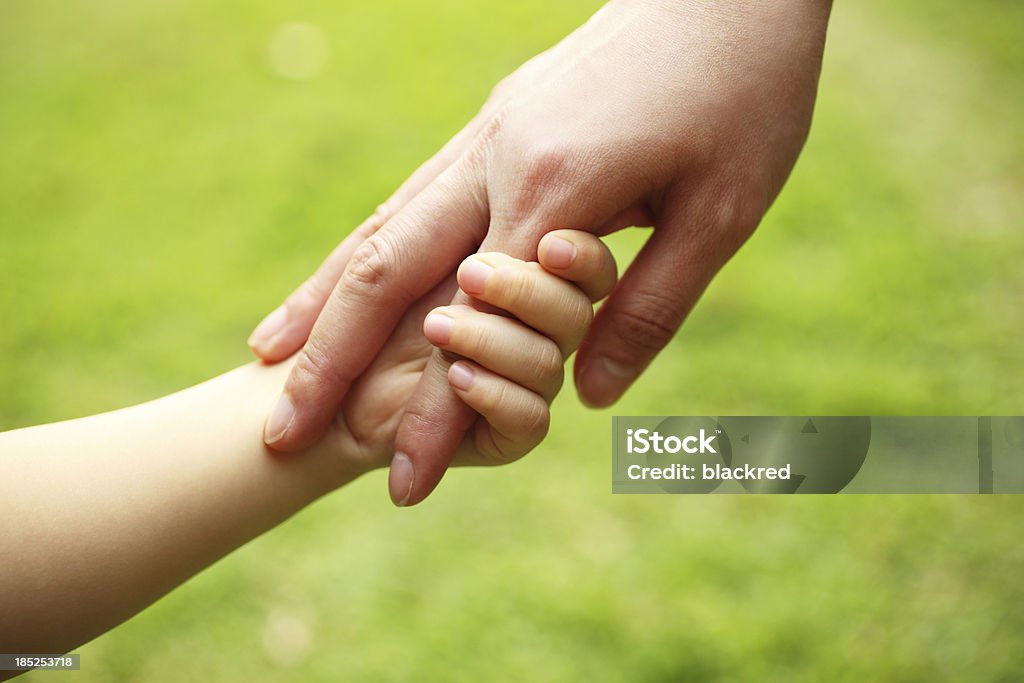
0;229;615;665
0;360;350;657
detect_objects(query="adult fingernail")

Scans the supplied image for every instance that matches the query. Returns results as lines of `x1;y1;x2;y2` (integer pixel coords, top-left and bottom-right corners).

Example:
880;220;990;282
389;452;415;507
264;394;295;445
459;259;493;296
423;312;454;346
544;236;577;269
448;361;475;391
248;306;287;350
578;357;636;408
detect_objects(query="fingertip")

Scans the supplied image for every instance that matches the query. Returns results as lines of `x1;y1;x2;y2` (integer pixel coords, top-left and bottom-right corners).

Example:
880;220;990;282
538;232;578;270
264;393;296;448
249;337;293;364
448;361;476;392
575;356;636;409
457;256;495;297
537;229;617;303
423;309;454;346
249;318;315;364
263;357;347;453
248;306;288;358
388;452;415;507
263;413;332;453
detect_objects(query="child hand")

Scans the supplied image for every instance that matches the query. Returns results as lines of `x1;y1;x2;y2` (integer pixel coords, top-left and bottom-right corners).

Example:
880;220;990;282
426;230;618;467
318;230;616;488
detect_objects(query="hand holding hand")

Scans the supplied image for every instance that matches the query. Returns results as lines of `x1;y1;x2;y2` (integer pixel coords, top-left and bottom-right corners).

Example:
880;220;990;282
250;0;832;504
315;231;615;495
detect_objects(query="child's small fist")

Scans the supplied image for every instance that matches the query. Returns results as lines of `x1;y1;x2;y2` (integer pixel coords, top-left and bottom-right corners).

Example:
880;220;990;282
423;229;617;465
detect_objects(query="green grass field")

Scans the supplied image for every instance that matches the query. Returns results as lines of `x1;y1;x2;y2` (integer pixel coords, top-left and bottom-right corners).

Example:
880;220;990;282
2;1;1022;680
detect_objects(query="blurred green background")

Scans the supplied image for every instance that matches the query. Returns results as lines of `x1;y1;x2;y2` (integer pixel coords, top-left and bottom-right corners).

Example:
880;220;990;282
2;0;1022;680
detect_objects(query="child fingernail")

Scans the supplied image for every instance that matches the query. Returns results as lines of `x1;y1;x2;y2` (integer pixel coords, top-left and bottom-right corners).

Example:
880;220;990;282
448;362;475;391
544;236;577;269
459;259;493;296
423;312;454;345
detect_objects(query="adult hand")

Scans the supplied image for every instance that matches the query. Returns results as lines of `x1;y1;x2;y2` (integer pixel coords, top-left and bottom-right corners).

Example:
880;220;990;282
318;230;616;482
247;0;832;505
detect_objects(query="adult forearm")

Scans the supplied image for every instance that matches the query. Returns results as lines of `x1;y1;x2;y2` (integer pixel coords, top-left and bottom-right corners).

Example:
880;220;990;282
0;360;347;657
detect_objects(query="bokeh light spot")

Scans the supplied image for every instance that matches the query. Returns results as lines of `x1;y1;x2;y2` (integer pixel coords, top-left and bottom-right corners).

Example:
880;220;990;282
267;21;329;81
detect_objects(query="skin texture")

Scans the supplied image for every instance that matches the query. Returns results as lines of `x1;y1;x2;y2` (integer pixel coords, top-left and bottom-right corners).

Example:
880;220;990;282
0;232;613;663
248;0;834;506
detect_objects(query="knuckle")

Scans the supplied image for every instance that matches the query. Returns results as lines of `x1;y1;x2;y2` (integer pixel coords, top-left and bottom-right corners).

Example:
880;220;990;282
291;341;344;395
706;184;766;252
397;402;436;443
520;140;569;185
464;109;507;166
343;233;399;296
495;268;537;312
721;195;763;241
482;379;511;416
608;292;681;359
569;296;595;336
509;141;572;216
478;399;548;467
522;141;570;186
536;339;565;381
476;425;514;466
521;400;551;442
461;319;494;359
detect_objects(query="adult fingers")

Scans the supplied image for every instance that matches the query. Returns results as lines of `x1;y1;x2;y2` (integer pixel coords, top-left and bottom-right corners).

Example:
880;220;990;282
388;228;539;507
247;110;492;362
389;166;649;505
388;341;478;506
265;157;489;452
247;219;378;362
